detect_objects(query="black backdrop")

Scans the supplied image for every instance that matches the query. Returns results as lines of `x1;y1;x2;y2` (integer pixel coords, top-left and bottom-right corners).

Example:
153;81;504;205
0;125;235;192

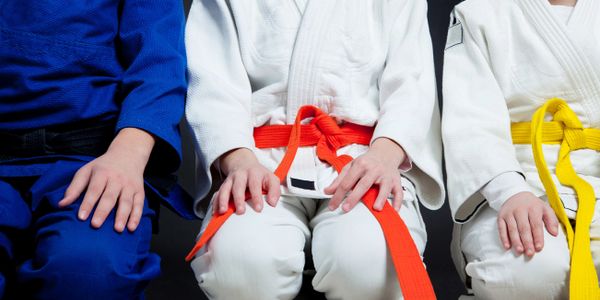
147;1;465;299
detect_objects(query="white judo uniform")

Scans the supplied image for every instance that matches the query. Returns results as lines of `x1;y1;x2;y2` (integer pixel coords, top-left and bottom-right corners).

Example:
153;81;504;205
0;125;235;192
185;0;444;299
443;0;600;299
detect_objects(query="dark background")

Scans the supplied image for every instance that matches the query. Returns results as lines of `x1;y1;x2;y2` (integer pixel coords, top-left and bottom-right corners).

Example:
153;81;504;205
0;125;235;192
147;1;464;299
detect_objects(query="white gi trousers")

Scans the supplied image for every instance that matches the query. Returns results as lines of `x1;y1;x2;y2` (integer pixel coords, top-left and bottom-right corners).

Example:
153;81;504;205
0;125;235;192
458;197;600;300
190;178;427;300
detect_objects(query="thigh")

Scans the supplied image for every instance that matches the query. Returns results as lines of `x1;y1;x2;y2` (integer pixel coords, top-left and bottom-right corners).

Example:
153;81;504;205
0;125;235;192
191;195;313;300
460;205;569;290
17;161;158;300
196;194;313;253
310;177;427;256
309;178;426;299
0;178;32;300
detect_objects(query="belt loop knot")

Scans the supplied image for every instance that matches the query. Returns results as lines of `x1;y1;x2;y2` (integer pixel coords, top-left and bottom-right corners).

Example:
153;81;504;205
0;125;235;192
312;113;342;136
553;102;585;150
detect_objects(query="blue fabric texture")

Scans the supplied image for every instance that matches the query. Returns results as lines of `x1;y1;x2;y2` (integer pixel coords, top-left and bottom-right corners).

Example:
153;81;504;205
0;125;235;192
0;161;159;300
0;0;194;297
0;0;194;217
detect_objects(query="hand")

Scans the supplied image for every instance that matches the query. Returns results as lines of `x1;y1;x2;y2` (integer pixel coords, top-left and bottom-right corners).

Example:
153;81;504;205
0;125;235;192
58;128;155;233
497;192;559;257
325;138;406;213
216;148;280;215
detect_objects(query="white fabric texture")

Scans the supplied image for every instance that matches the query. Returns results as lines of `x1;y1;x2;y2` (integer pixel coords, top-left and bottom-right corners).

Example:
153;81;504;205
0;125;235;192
442;0;600;222
480;172;534;211
191;178;426;300
457;201;600;300
184;0;444;217
551;5;574;23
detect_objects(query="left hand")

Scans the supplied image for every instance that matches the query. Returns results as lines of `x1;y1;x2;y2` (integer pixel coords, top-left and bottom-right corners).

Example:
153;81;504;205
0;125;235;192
58;128;155;233
325;138;406;212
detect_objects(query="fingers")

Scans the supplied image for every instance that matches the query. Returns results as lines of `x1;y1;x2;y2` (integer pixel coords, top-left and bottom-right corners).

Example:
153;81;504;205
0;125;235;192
114;188;134;232
529;206;545;252
231;172;248;215
506;215;524;255
497;217;510;249
373;178;391;211
324;165;348;195
265;174;280;207
248;171;263;212
342;171;377;212
60;166;92;207
91;179;120;229
127;192;145;232
515;210;535;256
79;170;107;221
391;182;404;211
543;205;560;237
329;164;365;210
216;178;233;214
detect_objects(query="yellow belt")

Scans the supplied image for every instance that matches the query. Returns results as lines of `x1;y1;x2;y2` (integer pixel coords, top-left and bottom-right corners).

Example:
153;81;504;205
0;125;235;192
511;98;600;299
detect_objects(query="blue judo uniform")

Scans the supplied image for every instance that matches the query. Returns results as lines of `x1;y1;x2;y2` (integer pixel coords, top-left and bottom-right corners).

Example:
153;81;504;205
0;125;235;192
0;0;192;299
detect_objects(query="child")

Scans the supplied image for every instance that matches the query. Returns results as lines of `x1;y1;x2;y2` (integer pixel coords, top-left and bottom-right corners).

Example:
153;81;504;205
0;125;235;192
0;0;190;299
443;0;600;299
185;0;444;299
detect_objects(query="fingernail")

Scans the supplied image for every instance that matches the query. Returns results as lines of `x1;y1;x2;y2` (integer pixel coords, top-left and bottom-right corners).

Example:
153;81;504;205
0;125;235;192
342;203;350;212
78;210;87;220
116;222;124;231
256;203;263;211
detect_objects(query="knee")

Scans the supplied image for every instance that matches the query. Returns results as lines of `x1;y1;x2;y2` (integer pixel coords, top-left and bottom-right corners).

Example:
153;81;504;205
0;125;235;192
509;251;569;295
26;220;158;299
312;216;401;299
193;214;305;298
472;248;569;299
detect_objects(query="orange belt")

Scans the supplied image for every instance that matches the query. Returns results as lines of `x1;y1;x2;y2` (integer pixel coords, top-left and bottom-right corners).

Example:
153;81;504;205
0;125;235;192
186;106;435;300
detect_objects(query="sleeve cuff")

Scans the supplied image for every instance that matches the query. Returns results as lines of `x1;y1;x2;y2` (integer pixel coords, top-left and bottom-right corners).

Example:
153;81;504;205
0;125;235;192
481;171;533;211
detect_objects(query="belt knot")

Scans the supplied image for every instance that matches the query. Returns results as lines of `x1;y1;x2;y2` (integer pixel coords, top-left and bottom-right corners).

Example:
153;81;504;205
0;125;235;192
552;102;585;150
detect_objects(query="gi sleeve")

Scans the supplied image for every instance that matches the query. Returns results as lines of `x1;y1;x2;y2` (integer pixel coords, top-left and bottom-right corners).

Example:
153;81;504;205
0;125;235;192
116;0;187;174
184;0;254;201
374;0;444;209
481;172;534;211
442;8;525;222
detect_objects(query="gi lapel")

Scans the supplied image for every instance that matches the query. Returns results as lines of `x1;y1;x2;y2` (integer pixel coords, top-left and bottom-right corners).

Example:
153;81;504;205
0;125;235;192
516;0;600;127
286;0;337;123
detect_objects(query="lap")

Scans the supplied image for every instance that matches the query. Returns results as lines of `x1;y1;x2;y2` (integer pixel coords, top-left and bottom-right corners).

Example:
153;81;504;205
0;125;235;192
310;178;427;256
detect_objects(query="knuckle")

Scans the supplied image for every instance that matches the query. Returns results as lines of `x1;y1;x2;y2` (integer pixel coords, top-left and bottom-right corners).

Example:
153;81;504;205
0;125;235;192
88;186;102;195
340;181;353;191
120;197;134;205
95;208;109;216
354;158;368;169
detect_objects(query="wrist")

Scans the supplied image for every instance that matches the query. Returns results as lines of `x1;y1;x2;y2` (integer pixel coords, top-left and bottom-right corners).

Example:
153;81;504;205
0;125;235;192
220;148;257;175
369;137;406;168
108;128;155;165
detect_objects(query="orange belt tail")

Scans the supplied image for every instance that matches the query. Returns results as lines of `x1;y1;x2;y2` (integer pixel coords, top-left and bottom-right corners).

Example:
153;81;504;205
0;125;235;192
185;106;435;300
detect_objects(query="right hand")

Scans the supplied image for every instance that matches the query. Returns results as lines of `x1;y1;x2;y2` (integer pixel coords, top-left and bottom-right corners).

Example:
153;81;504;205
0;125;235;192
215;148;281;215
497;192;559;257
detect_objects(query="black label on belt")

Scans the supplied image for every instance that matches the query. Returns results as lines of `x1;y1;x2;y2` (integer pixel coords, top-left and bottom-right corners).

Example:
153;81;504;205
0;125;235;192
290;178;316;190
